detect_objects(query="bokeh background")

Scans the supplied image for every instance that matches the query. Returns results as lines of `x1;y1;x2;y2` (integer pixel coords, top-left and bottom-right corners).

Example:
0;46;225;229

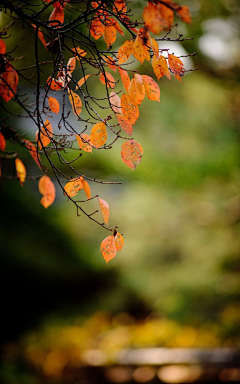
0;0;239;383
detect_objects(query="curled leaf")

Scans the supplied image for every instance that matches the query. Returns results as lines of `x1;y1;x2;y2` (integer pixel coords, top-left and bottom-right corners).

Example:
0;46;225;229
39;175;56;208
98;197;109;225
15;158;26;187
31;24;47;49
24;139;41;168
168;53;185;80
121;140;143;170
90;122;107;148
76;74;91;89
100;235;117;264
99;72;116;89
82;179;91;199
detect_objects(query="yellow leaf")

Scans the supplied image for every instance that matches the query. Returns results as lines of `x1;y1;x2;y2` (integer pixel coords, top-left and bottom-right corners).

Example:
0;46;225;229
15;158;26;186
76;133;92;153
90;122;107;148
68;89;82;116
98;197;109;225
101;235;117;264
38;175;56;208
64;178;83;198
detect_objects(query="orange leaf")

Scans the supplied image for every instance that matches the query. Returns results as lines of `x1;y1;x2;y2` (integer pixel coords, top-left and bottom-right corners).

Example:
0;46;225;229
116;114;133;136
104;55;117;72
110;92;122;114
48;97;60;114
109;18;124;36
64;178;83;198
24;139;41;168
143;2;164;35
39;175;56;208
118;67;130;93
0;61;18;103
98;197;109;225
121;94;139;125
0;132;6;151
176;5;192;24
31;24;47;49
152;55;171;80
100;235;117;264
49;6;64;27
67;57;76;74
104;24;116;48
150;37;159;58
142;75;160;102
128;74;145;105
155;3;174;30
90;16;104;40
117;40;134;64
72;47;87;59
76;133;92;153
114;231;124;252
133;28;150;65
76;74;91;89
68;89;82;116
46;76;62;91
121;140;143;170
113;0;127;13
82;179;91;199
15;158;26;187
0;39;6;54
168;53;185;80
35;119;53;149
99;72;116;89
90;122;107;148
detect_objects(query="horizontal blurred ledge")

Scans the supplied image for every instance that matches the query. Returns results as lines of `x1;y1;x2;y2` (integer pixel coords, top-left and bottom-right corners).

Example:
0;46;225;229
115;348;240;366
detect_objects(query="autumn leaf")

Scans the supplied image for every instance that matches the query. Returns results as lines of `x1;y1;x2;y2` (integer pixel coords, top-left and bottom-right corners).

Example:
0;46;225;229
117;40;134;64
143;2;164;35
46;76;62;91
116;114;133;136
152;55;171;80
113;0;127;13
15;158;26;187
31;24;47;49
67;57;76;74
114;231;124;252
48;97;60;114
133;28;150;65
109;18;124;36
82;179;91;199
90;122;107;148
110;91;122;114
72;47;87;59
121;94;139;125
0;61;19;103
76;74;91;89
0;39;6;54
68;89;82;116
121;140;143;170
142;75;160;102
104;55;117;72
99;72;116;89
64;178;83;198
150;37;159;58
39;175;56;208
176;5;192;24
0;132;6;151
104;21;116;48
35;119;53;149
155;3;174;30
90;16;104;40
24;139;41;168
76;134;92;153
100;235;117;264
168;53;185;80
98;197;109;225
128;74;145;105
118;67;130;93
49;6;64;27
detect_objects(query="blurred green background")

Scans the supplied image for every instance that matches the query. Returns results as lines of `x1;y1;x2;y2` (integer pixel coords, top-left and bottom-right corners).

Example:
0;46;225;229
0;0;239;383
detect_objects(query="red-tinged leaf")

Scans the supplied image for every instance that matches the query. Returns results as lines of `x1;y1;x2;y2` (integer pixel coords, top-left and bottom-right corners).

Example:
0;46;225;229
176;5;192;24
114;232;124;252
121;94;139;125
67;57;76;74
116;114;133;136
0;39;6;54
48;97;60;114
98;197;109;225
117;40;134;64
38;175;56;208
90;122;107;148
68;89;82;116
36;119;53;149
24;139;41;169
76;74;91;89
142;75;160;102
128;75;145;105
104;24;116;48
71;47;87;58
143;2;164;34
76;133;92;153
0;132;6;151
100;235;117;264
109;18;124;36
152;55;171;80
90;16;104;40
49;6;64;27
110;92;122;114
99;72;116;89
31;24;47;49
113;0;127;13
46;76;62;91
82;179;91;199
0;61;18;103
121;140;143;170
133;28;150;65
15;158;26;187
168;53;185;79
104;55;117;72
118;67;130;93
155;3;174;30
64;178;83;198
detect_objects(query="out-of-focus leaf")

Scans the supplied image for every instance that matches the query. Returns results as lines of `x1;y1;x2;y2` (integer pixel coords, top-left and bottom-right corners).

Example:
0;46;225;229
121;139;143;170
15;158;26;187
98;197;109;225
38;175;56;208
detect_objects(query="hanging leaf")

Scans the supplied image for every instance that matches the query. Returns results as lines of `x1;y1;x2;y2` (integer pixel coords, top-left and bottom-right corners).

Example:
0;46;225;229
49;6;64;27
99;72;116;89
110;91;122;114
116;114;133;136
121;140;143;170
143;2;164;35
24;139;41;168
0;132;6;151
35;119;53;149
176;6;192;24
90;16;104;40
155;3;174;30
117;40;134;64
150;37;159;57
38;175;56;208
46;76;62;91
82;179;91;199
142;75;160;102
100;235;117;264
68;89;82;116
48;97;60;114
113;0;127;13
152;55;171;80
76;134;92;153
76;74;91;89
67;57;76;74
118;67;130;93
114;231;124;252
90;122;107;148
98;197;109;225
128;74;145;105
133;28;150;65
0;39;6;54
15;158;26;187
64;178;83;198
0;61;19;103
104;23;116;48
168;53;185;80
72;47;87;59
31;24;47;49
121;94;139;125
104;55;117;72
